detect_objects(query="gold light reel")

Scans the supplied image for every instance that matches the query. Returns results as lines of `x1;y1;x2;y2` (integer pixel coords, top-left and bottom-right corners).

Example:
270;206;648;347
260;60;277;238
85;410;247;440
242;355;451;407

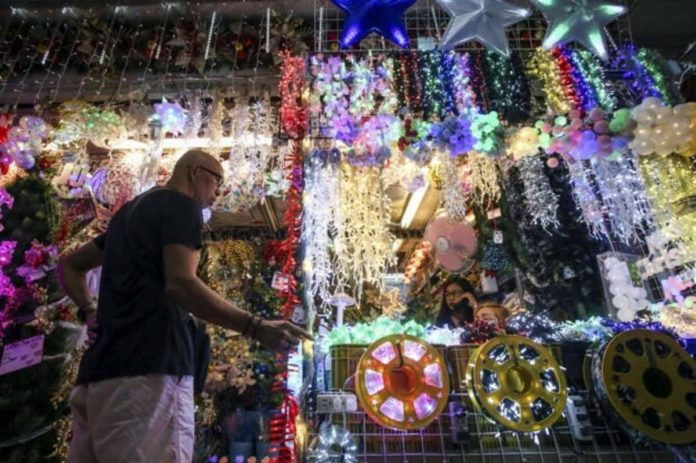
355;334;450;430
594;329;696;445
466;335;568;433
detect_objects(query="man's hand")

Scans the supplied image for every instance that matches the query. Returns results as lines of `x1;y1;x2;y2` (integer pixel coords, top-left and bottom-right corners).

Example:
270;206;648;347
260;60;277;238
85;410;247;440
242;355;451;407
84;312;99;347
254;320;313;351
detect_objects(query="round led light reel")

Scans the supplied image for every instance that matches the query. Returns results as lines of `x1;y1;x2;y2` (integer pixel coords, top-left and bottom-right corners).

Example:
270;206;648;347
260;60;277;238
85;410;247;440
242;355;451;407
465;335;568;433
592;329;696;445
355;334;450;430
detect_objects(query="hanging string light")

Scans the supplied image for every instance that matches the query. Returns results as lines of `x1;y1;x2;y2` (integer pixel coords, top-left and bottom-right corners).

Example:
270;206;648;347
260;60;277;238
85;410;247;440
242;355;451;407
465;152;501;209
302;161;341;315
333;165;395;299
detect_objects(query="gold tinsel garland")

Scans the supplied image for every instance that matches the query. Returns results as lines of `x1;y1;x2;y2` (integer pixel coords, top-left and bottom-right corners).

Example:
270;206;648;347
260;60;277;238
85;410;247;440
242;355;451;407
526;49;572;114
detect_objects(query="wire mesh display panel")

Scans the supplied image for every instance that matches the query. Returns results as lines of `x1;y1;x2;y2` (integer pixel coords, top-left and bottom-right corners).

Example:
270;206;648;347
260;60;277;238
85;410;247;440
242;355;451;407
310;390;691;462
312;0;633;54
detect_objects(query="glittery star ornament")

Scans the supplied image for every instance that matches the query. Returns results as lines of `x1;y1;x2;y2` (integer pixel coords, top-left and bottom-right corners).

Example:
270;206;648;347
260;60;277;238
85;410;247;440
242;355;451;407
331;0;416;49
531;0;627;60
437;0;531;56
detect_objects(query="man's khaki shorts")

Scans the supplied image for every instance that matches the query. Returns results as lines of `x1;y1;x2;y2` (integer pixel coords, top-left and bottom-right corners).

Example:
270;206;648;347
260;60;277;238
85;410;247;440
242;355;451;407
66;374;194;463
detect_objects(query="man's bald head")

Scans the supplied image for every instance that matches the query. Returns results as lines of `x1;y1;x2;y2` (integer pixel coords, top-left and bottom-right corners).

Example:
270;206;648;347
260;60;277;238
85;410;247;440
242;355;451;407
172;149;221;177
167;149;224;208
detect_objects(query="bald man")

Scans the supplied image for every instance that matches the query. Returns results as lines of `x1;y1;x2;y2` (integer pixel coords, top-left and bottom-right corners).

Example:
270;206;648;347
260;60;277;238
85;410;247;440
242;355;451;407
58;150;310;463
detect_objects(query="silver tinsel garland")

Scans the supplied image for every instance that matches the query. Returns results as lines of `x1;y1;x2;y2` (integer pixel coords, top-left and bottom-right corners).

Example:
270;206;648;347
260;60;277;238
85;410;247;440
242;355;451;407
518;156;560;232
589;154;653;244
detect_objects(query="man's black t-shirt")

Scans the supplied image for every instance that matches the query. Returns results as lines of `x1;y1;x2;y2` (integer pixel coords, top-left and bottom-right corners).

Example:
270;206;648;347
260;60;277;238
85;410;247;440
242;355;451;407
76;187;203;385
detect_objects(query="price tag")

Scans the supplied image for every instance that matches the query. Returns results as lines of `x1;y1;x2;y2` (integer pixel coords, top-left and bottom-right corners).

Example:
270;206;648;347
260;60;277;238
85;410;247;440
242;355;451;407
493;230;504;244
0;335;45;376
271;272;291;291
291;304;306;325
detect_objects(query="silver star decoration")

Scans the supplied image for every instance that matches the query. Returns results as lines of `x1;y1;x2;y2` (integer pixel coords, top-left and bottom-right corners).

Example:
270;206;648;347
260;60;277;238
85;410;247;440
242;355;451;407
437;0;531;57
531;0;627;60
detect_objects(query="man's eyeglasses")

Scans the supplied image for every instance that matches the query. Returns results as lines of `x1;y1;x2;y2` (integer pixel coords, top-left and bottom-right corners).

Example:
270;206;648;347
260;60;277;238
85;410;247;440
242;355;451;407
445;290;466;298
195;165;224;188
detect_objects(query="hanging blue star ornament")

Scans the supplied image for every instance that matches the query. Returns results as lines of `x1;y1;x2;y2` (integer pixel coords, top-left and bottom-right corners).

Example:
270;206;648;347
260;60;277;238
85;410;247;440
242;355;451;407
531;0;627;60
437;0;531;57
331;0;417;49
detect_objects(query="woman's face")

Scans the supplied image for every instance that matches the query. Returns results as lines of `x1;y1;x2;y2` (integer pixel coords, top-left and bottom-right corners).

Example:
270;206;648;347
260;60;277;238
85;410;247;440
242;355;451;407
476;307;499;324
444;283;476;310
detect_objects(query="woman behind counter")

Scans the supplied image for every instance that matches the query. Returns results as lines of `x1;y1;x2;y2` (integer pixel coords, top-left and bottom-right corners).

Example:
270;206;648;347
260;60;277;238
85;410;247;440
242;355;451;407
434;278;478;328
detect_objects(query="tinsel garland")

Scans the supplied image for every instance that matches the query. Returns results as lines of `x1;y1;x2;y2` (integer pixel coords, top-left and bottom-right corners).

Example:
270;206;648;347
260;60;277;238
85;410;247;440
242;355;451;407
570;49;616;111
551;47;583;111
469;51;491;113
632;48;681;105
589;154;653;244
615;46;680;106
638;155;696;257
452;53;478;116
440;154;468;222
565;160;609;239
274;51;307;463
301;162;340;314
419;51;447;119
553;47;593;111
466;152;501;209
278;145;303;318
333;165;394;299
279;51;308;139
439;51;458;116
460;318;504;344
393;51;423;113
526;49;573;114
517;156;560;232
483;51;531;123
